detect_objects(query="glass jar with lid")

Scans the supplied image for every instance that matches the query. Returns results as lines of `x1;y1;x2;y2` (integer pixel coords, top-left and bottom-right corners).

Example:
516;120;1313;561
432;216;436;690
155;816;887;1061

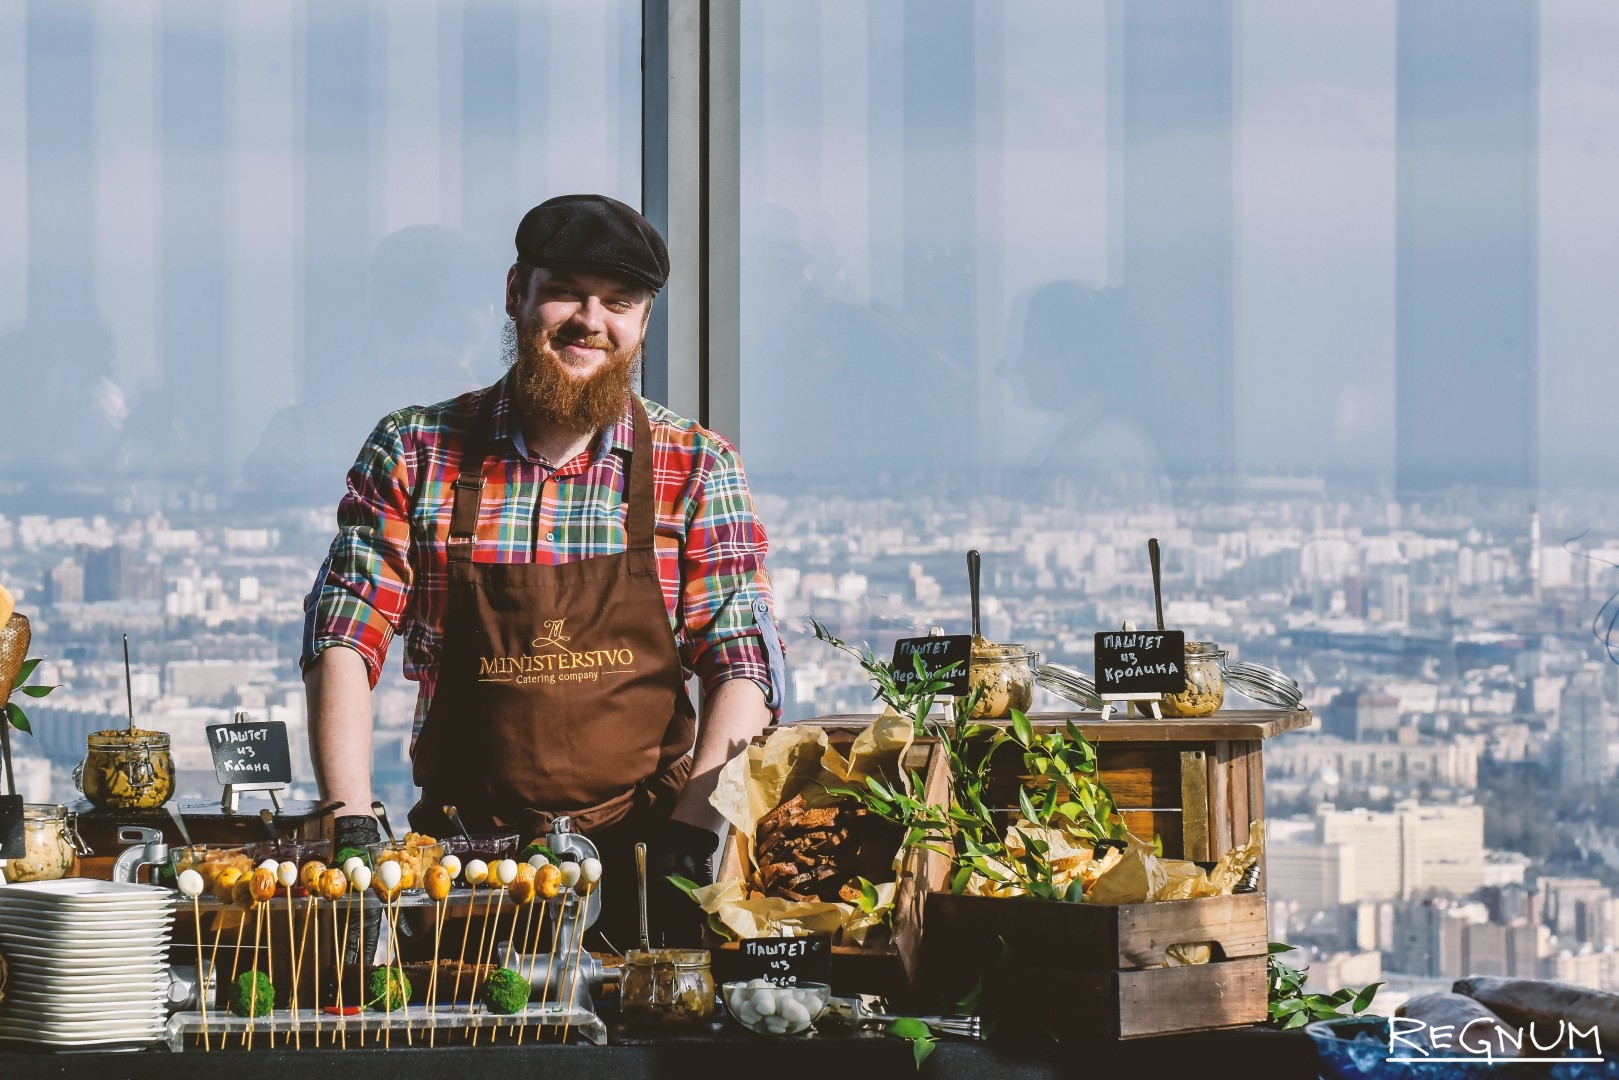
967;642;1039;719
619;948;715;1032
74;728;175;810
1159;641;1227;717
2;804;91;883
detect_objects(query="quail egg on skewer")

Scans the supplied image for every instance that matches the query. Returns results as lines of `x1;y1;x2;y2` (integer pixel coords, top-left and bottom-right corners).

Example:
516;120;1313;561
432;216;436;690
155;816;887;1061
177;868;205;898
494;859;518;887
425;865;452;903
318;868;348;902
440;854;463;881
464;859;489;886
277;861;299;889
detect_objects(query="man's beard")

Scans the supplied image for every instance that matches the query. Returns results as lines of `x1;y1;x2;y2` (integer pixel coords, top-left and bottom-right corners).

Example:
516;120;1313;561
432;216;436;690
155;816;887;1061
502;317;641;434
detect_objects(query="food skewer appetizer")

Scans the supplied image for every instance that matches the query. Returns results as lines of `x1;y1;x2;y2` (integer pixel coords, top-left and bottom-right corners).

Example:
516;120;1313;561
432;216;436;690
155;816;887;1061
503;870;537;1038
177;869;209;1051
277;862;300;1049
247;865;276;1048
373;858;409;1048
424;857;456;1047
318;867;349;1047
470;859;517;1044
347;864;372;1047
451;858;488;1031
297;860;326;1047
538;861;581;1035
517;859;562;1045
560;858;601;1045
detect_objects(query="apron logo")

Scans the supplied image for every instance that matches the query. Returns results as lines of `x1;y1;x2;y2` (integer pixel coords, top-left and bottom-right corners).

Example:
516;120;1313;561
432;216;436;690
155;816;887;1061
476;618;637;686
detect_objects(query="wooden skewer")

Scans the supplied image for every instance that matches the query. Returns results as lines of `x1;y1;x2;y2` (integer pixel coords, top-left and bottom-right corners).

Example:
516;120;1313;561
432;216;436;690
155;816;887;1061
507;898;539;1039
387;888;412;1046
295;893;316;1047
382;890;393;1050
246;902;263;1050
500;896;526;1038
517;897;557;1046
471;887;504;1045
450;881;477;1032
428;898;446;1047
558;893;589;1045
192;896;210;1052
345;892;362;1049
206;907;227;1008
286;888;300;1049
265;896;276;1049
332;897;347;1049
536;897;566;1031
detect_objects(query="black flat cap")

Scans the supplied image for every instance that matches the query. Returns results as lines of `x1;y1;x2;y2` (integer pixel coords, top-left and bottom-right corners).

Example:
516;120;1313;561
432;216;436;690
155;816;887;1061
514;194;670;292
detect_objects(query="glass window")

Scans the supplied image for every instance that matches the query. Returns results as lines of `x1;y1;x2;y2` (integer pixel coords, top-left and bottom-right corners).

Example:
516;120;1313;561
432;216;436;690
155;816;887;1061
740;1;1619;981
0;0;641;820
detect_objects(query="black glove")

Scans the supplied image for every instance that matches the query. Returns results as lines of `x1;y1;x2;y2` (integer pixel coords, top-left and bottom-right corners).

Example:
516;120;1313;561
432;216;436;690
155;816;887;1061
648;819;718;948
331;815;384;969
653;818;718;887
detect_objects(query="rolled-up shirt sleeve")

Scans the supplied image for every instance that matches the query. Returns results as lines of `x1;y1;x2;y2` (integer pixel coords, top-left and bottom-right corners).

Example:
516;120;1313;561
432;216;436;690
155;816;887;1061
300;414;416;688
677;438;782;716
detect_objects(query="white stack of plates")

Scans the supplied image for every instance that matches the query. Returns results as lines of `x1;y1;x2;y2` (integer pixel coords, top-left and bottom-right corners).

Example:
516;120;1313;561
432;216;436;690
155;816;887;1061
0;879;175;1049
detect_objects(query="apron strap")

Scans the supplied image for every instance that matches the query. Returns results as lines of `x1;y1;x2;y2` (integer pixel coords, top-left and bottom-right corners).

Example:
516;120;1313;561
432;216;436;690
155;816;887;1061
449;387;656;561
447;391;498;563
624;397;657;554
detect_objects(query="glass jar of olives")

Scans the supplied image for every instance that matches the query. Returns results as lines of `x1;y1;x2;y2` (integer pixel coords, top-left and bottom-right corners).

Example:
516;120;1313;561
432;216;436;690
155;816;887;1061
74;728;175;810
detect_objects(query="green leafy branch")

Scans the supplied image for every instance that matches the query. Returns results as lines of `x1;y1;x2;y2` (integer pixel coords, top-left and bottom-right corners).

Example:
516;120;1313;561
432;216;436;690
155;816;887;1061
4;656;58;735
886;1017;939;1068
806;619;958;734
823;699;1130;903
1266;942;1381;1029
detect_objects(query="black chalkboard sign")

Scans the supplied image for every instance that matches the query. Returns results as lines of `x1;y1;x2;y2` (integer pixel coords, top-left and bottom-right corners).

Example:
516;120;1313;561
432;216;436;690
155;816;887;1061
734;934;833;987
1093;631;1187;696
891;635;972;696
206;719;292;786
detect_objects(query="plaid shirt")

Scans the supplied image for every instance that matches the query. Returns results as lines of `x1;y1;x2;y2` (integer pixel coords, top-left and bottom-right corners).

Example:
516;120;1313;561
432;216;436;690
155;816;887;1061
301;375;777;743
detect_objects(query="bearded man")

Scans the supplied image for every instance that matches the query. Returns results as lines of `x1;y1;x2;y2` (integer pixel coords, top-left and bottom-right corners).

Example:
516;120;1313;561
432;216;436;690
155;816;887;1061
301;195;782;949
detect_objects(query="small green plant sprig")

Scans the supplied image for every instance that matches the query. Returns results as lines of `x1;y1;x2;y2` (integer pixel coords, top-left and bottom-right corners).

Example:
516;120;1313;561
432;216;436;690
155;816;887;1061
807;619;958;733
1266;942;1381;1029
4;656;58;735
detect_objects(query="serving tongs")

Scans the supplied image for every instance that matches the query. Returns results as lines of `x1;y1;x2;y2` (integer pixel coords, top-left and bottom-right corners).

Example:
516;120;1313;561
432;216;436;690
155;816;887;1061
829;994;983;1040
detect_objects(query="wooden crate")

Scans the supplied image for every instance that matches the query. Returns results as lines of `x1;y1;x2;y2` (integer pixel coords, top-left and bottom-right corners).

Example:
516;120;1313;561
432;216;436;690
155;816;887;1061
920;890;1270;1039
708;725;948;999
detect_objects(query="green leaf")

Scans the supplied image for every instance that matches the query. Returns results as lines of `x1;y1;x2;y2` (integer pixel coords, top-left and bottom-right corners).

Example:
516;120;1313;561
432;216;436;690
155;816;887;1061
1056;802;1081;820
706;913;735;941
18;684;56;698
1017;785;1039;824
1267;942;1297;955
1011;710;1033;746
949;865;973;895
6;703;31;735
858;877;880;914
913;1035;937;1068
886;1017;931;1041
1350;982;1383;1014
666;874;701;901
15;658;43;685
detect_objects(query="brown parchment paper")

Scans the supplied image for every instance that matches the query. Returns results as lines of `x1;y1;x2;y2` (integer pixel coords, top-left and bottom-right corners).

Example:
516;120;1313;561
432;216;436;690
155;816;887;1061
700;714;913;942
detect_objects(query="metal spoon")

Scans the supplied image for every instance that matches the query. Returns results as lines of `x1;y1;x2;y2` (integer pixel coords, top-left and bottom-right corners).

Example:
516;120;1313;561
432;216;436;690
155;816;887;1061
166;802;194;849
967;549;983;644
372;799;399;844
635;841;650;953
258;807;279;842
1148;537;1165;632
443;804;474;846
122;634;136;733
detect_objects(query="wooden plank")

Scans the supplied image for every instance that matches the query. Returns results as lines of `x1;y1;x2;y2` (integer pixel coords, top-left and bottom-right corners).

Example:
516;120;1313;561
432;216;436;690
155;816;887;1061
1097;746;1182;808
1179;750;1210;862
1114;892;1268;967
1207;741;1232;860
1114;956;1269;1038
811;709;1315;742
1242;738;1268;889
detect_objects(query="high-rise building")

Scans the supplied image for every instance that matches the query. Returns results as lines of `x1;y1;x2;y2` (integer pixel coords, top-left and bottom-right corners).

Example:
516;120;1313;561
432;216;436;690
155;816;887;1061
44;560;85;607
81;544;161;603
1395;0;1539;494
1559;668;1614;787
1400;800;1486;897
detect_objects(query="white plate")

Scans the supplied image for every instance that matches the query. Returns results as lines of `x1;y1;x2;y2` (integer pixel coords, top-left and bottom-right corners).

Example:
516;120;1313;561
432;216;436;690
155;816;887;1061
0;880;175;904
2;989;168;1009
1;1001;168;1022
0;1024;165;1043
0;908;174;927
0;939;172;961
2;966;169;984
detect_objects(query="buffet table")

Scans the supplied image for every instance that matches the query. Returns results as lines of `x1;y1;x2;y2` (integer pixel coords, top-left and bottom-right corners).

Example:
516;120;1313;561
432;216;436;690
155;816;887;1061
0;1020;1318;1078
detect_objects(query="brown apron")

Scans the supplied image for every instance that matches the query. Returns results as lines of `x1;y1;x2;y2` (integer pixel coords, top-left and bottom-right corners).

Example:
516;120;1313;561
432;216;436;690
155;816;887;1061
408;395;695;841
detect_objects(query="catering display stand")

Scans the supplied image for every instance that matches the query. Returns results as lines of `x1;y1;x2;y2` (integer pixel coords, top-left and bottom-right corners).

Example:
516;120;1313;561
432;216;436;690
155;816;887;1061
71;798;342;880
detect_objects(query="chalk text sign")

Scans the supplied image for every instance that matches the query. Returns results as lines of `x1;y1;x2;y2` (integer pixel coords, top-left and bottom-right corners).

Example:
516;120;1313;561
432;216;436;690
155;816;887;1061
891;634;972;696
206;719;292;787
734;934;833;987
1093;631;1187;696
